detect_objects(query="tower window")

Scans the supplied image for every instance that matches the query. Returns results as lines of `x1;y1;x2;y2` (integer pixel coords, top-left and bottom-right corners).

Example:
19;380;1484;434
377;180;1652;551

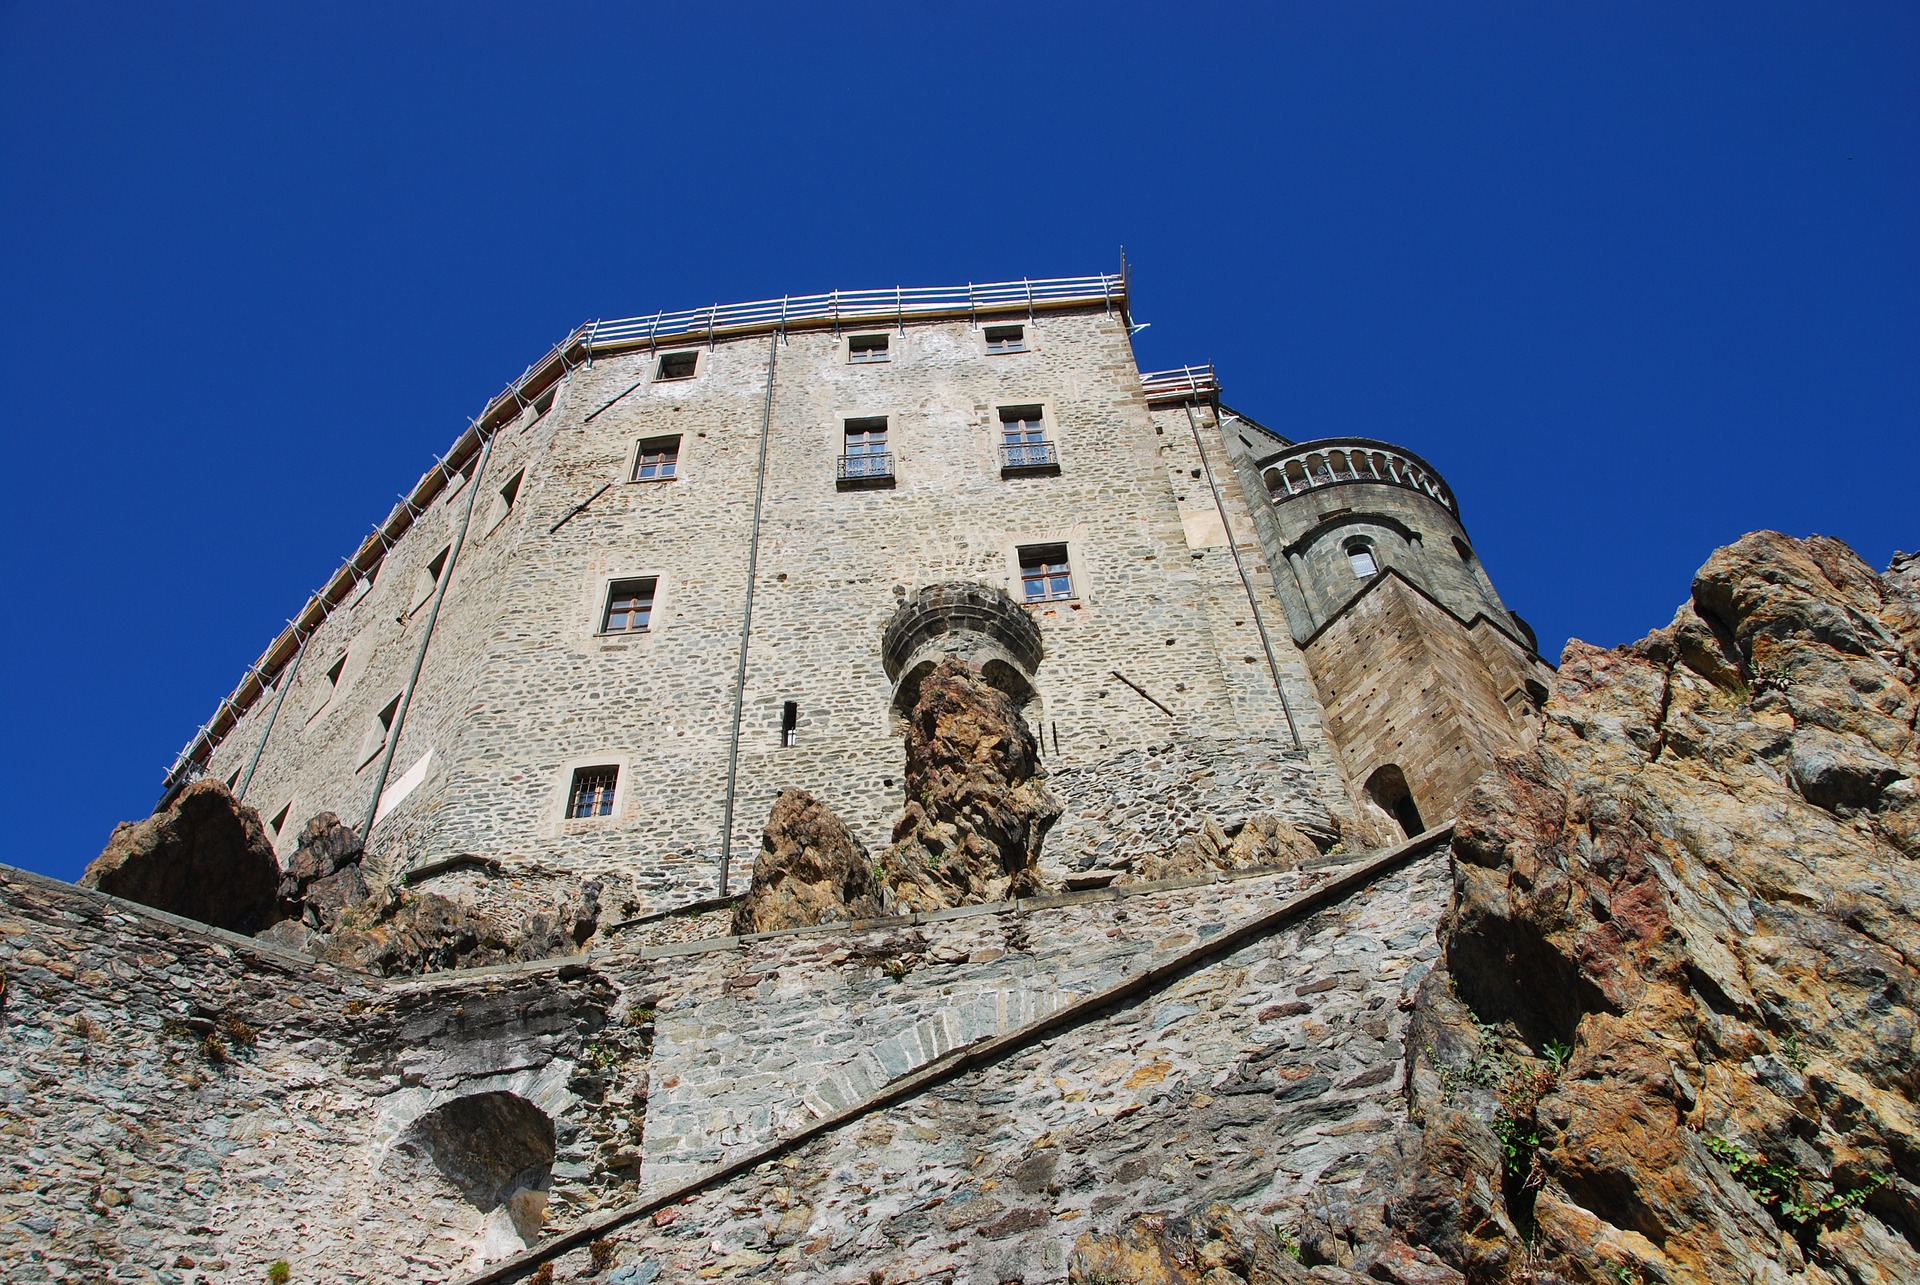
780;701;798;748
656;351;698;381
1019;544;1074;603
601;578;656;633
360;693;402;767
984;324;1026;354
632;436;681;481
1346;541;1378;580
412;546;451;611
529;388;556;422
567;766;618;819
999;405;1058;474
1452;536;1474;563
849;334;890;363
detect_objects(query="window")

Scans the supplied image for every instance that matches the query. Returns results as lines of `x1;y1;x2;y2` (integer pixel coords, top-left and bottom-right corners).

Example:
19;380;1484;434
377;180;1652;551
837;417;893;488
984;324;1026;354
848;333;890;363
567;766;618;819
268;803;291;843
486;469;524;534
780;701;798;748
1452;536;1475;563
1346;541;1378;580
601;578;657;633
529;388;555;422
361;693;402;767
324;652;348;693
352;555;382;604
656;351;698;381
999;405;1058;474
413;546;451;611
1019;544;1074;603
311;651;348;720
632;436;681;482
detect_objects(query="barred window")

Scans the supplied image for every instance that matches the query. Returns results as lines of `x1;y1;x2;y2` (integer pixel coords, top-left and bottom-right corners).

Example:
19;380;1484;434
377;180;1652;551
1019;544;1073;603
984;324;1026;354
632;436;680;482
601;578;656;633
568;767;618;819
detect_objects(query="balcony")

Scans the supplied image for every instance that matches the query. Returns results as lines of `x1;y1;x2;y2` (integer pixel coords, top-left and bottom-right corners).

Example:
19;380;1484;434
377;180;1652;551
837;452;895;489
999;440;1060;477
1258;438;1456;514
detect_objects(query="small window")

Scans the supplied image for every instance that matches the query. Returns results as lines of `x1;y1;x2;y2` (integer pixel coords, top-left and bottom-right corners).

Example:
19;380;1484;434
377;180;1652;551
632;436;681;482
1019;544;1074;603
361;693;402;766
1347;541;1378;579
780;701;798;748
224;767;241;790
486;469;524;534
413;546;451;611
529;388;555;422
352;555;383;604
1452;536;1474;563
656;351;698;381
984;324;1026;354
268;803;292;842
567;766;618;819
312;651;348;719
848;334;890;363
601;577;657;633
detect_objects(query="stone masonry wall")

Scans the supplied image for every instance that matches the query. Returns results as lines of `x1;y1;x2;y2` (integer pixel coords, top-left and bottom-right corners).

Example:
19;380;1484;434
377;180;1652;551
194;304;1358;924
3;832;1447;1285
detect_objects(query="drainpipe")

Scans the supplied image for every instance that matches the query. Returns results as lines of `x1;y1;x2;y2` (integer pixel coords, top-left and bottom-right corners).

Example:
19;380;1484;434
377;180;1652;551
358;430;496;844
1183;402;1303;751
234;627;314;803
717;332;780;896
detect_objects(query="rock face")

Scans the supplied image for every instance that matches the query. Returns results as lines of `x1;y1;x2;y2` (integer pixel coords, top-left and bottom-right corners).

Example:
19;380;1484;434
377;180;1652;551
1071;533;1920;1285
732;789;881;934
78;779;280;934
319;880;604;977
273;812;368;930
874;658;1062;912
1134;810;1333;883
1376;532;1920;1285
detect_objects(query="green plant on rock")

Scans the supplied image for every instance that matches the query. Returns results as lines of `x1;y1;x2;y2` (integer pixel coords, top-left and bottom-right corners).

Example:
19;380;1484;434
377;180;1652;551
1701;1134;1887;1231
266;1260;291;1284
1273;1223;1302;1262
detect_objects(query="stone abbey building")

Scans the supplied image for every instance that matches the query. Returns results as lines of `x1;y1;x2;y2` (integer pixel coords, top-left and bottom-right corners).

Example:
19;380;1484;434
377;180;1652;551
165;272;1548;918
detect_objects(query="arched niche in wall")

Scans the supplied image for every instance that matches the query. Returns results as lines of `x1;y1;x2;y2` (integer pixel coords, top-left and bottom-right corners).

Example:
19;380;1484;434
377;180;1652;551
881;582;1044;715
1363;764;1425;839
394;1090;556;1254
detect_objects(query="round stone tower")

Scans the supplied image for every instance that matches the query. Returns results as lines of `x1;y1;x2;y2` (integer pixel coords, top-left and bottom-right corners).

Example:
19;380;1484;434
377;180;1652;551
1239;433;1552;835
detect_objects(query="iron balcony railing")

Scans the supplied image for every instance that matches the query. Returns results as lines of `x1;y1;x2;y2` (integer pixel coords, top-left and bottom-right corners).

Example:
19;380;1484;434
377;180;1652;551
836;452;895;488
999;440;1061;474
1140;363;1219;405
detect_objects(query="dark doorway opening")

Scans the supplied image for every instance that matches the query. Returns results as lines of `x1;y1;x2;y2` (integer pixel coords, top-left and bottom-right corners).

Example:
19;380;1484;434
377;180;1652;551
1365;764;1424;838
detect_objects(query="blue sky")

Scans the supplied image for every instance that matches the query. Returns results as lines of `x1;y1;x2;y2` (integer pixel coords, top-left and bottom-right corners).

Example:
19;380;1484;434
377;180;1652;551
3;3;1914;881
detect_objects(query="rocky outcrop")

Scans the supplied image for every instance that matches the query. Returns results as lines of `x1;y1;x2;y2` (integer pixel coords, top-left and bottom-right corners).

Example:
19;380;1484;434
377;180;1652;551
79;779;281;934
874;658;1062;912
1379;533;1919;1284
319;880;604;977
273;812;368;931
1133;810;1335;883
731;789;881;934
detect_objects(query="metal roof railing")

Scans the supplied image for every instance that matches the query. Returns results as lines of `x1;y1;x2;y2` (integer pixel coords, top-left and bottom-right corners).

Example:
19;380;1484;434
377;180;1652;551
1140;364;1219;405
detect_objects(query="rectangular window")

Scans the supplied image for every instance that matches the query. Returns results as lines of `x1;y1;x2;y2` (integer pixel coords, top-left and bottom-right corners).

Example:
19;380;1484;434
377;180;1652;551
360;692;402;766
412;546;450;611
848;334;890;363
487;469;524;534
632;436;681;482
601;577;657;633
567;766;618;819
1019;544;1074;603
530;388;555;421
780;701;798;748
998;404;1058;474
656;351;697;381
837;417;894;488
984;324;1026;354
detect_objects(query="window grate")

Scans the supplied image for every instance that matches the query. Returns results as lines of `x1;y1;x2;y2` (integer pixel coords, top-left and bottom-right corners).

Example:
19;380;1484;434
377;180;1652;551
568;767;617;819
